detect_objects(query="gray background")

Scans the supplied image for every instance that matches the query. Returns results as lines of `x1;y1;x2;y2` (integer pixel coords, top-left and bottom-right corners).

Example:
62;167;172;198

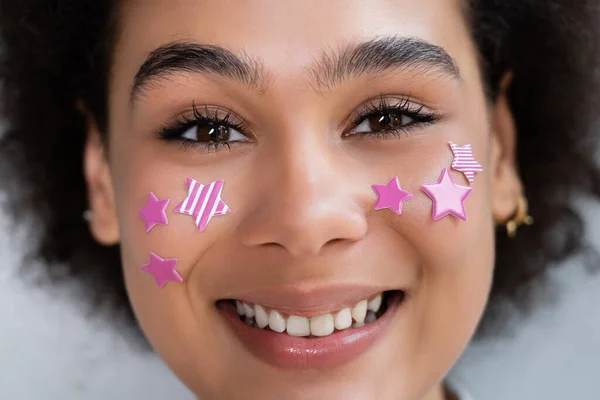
1;162;599;399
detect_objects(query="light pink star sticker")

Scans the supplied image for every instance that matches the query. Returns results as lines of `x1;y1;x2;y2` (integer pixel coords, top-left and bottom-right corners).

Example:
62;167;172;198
372;177;414;215
141;252;183;288
421;168;472;221
138;192;170;232
174;178;231;232
449;142;483;185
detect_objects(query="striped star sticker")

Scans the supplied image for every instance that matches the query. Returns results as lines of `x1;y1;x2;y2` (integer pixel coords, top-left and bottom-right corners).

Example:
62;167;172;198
174;178;231;232
449;142;483;185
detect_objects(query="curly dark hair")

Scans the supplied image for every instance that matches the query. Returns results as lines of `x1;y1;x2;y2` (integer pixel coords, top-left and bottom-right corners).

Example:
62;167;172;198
0;0;599;339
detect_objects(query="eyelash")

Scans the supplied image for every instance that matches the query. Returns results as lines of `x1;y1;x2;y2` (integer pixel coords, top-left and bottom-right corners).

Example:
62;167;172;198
158;95;440;152
159;103;250;152
345;94;440;139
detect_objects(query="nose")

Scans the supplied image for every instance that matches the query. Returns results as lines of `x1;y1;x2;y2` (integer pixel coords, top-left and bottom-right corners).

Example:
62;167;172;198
237;143;369;259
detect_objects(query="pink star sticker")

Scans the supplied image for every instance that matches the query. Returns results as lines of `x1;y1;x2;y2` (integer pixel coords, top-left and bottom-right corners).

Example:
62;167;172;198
421;168;472;221
449;142;483;185
372;177;414;215
138;192;170;232
174;178;231;232
141;252;183;288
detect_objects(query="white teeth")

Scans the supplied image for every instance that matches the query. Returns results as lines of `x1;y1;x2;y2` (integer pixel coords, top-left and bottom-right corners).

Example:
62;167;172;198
268;310;286;333
236;300;245;316
243;302;255;318
254;304;269;328
334;308;353;330
351;300;368;324
365;310;377;323
286;315;310;337
235;292;385;336
310;314;335;337
368;294;382;313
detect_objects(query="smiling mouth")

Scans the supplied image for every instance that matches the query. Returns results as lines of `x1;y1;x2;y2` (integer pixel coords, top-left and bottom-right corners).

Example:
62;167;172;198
216;289;405;369
218;290;403;338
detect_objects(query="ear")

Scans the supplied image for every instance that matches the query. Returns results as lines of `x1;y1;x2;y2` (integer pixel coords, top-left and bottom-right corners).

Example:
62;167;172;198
490;72;522;224
79;101;120;246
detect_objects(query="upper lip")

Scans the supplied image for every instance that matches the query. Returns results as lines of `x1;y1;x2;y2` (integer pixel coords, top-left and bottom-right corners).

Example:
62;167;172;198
223;282;399;317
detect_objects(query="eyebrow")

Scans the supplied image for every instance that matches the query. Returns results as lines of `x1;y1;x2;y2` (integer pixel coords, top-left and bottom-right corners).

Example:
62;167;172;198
308;36;461;92
130;36;460;104
130;42;268;104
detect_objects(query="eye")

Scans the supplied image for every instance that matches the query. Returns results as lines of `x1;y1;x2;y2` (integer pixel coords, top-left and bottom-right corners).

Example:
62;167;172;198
158;104;252;151
352;112;415;134
343;96;439;139
181;124;249;143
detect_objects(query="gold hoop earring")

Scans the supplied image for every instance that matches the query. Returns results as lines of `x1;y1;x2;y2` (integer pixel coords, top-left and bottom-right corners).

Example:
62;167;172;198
503;195;533;238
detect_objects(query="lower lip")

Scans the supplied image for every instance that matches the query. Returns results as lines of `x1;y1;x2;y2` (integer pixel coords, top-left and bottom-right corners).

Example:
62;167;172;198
219;293;402;370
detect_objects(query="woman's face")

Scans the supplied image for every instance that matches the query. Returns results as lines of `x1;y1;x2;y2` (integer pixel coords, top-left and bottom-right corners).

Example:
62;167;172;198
85;0;520;398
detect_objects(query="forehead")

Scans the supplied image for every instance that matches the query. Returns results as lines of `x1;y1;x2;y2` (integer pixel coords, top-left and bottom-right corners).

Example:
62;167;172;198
112;0;473;88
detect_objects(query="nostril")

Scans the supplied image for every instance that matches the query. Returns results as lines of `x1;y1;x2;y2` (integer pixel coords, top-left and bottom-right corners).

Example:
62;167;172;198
262;242;286;250
323;237;361;251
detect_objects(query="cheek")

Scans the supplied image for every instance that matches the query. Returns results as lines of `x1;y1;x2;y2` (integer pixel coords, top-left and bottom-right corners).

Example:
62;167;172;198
410;214;494;381
411;184;495;335
108;150;235;391
377;129;494;379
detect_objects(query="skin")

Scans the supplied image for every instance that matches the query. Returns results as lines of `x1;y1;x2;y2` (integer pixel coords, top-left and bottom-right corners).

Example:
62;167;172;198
83;0;522;398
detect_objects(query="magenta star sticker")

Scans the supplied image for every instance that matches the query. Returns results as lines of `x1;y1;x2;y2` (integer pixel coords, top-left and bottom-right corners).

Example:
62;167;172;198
372;177;414;215
138;192;170;232
421;168;472;221
141;252;183;288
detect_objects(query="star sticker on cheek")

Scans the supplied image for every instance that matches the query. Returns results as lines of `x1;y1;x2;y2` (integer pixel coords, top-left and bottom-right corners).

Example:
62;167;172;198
174;178;231;232
421;168;472;221
141;252;183;288
449;142;483;185
138;192;170;232
372;177;414;215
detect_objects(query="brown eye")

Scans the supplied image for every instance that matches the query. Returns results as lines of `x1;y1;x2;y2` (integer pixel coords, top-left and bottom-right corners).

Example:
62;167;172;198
181;123;248;143
352;112;414;134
